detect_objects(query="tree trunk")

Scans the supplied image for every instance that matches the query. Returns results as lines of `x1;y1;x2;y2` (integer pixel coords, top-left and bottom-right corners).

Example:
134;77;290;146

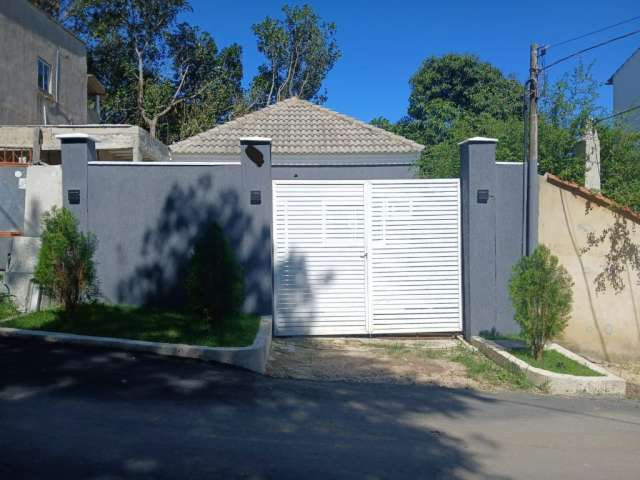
147;118;158;139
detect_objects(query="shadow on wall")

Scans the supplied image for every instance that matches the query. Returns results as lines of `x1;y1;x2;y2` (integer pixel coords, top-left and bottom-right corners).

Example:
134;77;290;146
115;175;271;313
0;337;507;480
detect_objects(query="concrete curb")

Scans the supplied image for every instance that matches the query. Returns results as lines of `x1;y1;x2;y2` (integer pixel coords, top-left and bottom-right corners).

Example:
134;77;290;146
0;315;273;374
470;336;626;395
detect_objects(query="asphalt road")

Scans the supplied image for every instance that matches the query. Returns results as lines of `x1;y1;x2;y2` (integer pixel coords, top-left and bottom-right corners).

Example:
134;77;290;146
1;338;639;480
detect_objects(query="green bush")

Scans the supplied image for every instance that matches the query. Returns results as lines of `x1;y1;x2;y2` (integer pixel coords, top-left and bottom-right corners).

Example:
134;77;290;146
185;223;243;326
34;207;98;311
508;245;573;360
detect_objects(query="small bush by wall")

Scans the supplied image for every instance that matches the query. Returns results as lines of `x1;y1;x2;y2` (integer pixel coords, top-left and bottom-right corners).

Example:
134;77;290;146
185;223;244;326
34;207;99;311
509;244;574;359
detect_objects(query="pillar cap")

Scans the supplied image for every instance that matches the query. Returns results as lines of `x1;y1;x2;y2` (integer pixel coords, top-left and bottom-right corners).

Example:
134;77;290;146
458;136;498;145
55;133;100;142
240;137;272;143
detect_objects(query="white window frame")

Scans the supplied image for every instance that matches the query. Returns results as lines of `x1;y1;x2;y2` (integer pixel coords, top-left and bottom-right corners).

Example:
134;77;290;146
37;58;52;94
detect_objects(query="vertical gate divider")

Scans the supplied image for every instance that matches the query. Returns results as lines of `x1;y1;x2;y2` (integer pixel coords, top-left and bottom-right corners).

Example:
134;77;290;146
364;181;374;335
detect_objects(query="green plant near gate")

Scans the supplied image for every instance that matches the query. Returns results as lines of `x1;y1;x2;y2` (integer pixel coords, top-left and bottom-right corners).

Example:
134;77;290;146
509;245;573;360
34;207;99;311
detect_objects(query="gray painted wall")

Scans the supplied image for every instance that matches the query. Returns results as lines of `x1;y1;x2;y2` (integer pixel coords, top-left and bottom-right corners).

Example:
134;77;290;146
0;0;87;125
172;152;417;180
58;137;274;315
0;166;27;231
495;163;525;333
461;141;526;337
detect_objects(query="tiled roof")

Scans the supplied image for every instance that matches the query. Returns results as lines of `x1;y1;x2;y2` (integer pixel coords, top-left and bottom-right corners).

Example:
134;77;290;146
170;97;424;155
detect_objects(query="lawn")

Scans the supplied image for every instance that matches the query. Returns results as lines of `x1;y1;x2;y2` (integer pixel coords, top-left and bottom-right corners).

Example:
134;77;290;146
3;304;260;348
510;348;603;377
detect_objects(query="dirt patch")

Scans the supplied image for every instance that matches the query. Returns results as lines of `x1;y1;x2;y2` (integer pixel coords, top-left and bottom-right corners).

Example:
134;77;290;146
267;337;534;392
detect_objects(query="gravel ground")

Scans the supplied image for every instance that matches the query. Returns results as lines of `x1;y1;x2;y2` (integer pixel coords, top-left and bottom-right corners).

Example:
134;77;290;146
267;337;532;392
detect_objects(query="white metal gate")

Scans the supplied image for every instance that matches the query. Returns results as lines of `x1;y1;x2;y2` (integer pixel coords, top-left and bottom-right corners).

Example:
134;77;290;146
273;180;461;336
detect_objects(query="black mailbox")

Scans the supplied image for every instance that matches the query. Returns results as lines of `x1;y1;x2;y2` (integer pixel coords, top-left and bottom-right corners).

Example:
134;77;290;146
477;189;489;204
250;190;262;205
68;189;81;205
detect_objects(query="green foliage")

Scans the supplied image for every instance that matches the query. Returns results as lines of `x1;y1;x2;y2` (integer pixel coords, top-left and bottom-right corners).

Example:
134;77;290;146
373;56;608;184
509;245;573;360
65;0;242;142
0;274;18;319
34;207;98;311
408;54;523;124
248;4;341;107
598;125;640;211
185;224;244;326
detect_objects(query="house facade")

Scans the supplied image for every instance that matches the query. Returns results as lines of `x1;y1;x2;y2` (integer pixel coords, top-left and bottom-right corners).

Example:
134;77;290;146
607;48;640;130
0;0;90;126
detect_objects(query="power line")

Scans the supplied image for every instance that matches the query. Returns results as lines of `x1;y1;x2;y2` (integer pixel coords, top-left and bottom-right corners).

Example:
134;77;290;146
542;28;640;71
543;14;640;51
595;104;640;124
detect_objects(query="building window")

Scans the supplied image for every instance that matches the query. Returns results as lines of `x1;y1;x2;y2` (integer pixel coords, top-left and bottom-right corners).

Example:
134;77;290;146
37;58;52;94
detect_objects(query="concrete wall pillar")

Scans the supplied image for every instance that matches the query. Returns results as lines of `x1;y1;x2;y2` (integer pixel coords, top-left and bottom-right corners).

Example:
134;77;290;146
239;137;273;315
58;133;96;231
460;137;498;338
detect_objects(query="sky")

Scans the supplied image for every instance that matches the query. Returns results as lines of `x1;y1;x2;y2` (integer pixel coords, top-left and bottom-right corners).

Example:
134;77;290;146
182;0;639;123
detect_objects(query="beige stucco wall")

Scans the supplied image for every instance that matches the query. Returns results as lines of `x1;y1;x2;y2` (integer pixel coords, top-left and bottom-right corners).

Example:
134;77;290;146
539;175;640;362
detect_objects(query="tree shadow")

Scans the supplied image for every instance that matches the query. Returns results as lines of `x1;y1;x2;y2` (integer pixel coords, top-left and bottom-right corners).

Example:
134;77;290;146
112;174;271;315
0;337;511;480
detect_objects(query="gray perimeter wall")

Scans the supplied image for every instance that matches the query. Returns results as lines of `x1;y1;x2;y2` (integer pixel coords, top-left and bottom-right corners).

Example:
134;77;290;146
461;141;526;337
86;163;273;315
495;163;525;332
173;153;418;181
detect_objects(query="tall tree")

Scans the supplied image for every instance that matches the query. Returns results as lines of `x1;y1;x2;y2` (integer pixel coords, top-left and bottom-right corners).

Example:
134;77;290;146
248;4;341;108
66;0;242;141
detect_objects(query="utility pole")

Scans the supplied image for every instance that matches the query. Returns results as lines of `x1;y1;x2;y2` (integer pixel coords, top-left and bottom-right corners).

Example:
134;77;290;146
526;43;539;255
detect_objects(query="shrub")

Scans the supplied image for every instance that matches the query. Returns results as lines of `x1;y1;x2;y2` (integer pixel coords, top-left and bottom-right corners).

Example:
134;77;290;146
508;245;573;360
0;274;18;319
185;223;243;326
34;207;98;311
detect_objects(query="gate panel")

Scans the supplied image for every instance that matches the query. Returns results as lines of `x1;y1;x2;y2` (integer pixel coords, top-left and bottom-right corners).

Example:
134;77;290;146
273;182;368;335
368;180;462;333
273;179;462;336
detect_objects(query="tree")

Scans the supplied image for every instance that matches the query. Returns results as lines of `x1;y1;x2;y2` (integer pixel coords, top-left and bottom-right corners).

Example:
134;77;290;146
34;207;98;311
66;1;242;141
248;4;341;108
509;245;573;359
408;54;523;124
